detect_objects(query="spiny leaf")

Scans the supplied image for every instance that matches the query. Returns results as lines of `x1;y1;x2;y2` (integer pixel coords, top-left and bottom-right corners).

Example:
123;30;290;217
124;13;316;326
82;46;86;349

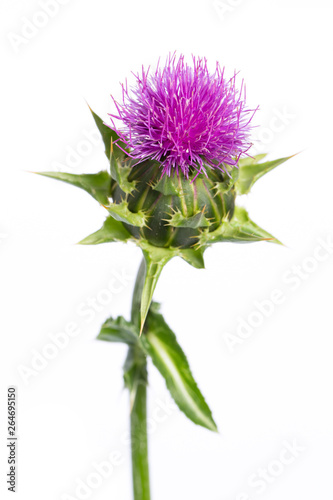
140;303;218;432
136;242;175;333
165;209;211;229
97;316;139;345
178;247;206;269
236;155;294;195
36;170;112;205
230;206;282;244
198;206;282;246
238;153;268;168
132;244;206;333
110;154;136;194
88;105;127;160
106;200;147;227
78;217;132;245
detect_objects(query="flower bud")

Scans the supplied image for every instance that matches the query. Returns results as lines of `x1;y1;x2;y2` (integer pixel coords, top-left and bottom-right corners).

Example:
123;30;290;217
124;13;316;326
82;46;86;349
112;159;236;248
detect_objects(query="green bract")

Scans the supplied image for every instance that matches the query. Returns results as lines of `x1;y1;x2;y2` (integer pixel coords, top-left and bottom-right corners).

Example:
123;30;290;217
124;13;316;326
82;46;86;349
39;107;293;332
111;158;235;248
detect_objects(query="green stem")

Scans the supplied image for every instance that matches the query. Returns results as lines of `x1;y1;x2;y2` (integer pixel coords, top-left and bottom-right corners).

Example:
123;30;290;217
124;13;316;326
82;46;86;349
131;258;147;327
129;258;151;500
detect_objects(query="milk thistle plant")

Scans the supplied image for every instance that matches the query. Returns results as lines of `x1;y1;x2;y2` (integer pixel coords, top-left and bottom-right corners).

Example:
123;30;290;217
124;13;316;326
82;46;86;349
39;54;293;500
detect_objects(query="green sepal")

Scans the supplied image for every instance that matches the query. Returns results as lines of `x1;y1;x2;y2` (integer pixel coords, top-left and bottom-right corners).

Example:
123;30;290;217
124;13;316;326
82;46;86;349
88;105;127;160
110;155;137;194
236;154;294;195
106;200;147;227
197;206;282;246
36;170;112;205
165;209;211;229
140;302;218;432
78;217;132;245
97;316;139;345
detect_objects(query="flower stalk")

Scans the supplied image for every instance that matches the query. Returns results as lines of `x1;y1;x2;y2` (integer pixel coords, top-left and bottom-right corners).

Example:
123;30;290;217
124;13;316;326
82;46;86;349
128;258;150;500
127;344;150;500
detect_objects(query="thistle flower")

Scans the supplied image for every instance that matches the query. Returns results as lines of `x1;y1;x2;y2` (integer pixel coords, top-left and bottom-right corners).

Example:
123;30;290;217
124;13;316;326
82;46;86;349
109;53;256;178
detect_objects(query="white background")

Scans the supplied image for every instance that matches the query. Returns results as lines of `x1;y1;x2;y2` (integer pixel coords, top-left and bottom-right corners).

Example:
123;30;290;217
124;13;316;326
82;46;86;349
1;0;333;499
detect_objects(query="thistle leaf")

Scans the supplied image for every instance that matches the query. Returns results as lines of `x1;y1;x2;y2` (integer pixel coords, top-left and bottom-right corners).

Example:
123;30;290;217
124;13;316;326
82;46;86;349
78;217;132;245
140;303;218;432
136;242;176;333
230;206;282;244
237;153;268;168
97;314;145;410
166;209;211;229
97;316;139;345
236;155;293;195
198;206;282;245
132;244;205;333
37;170;112;205
88;106;127;160
107;200;147;227
179;247;206;269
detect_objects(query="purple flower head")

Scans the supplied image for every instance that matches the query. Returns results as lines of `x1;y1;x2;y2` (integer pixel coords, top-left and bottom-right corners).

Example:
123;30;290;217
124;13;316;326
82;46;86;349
109;54;256;178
